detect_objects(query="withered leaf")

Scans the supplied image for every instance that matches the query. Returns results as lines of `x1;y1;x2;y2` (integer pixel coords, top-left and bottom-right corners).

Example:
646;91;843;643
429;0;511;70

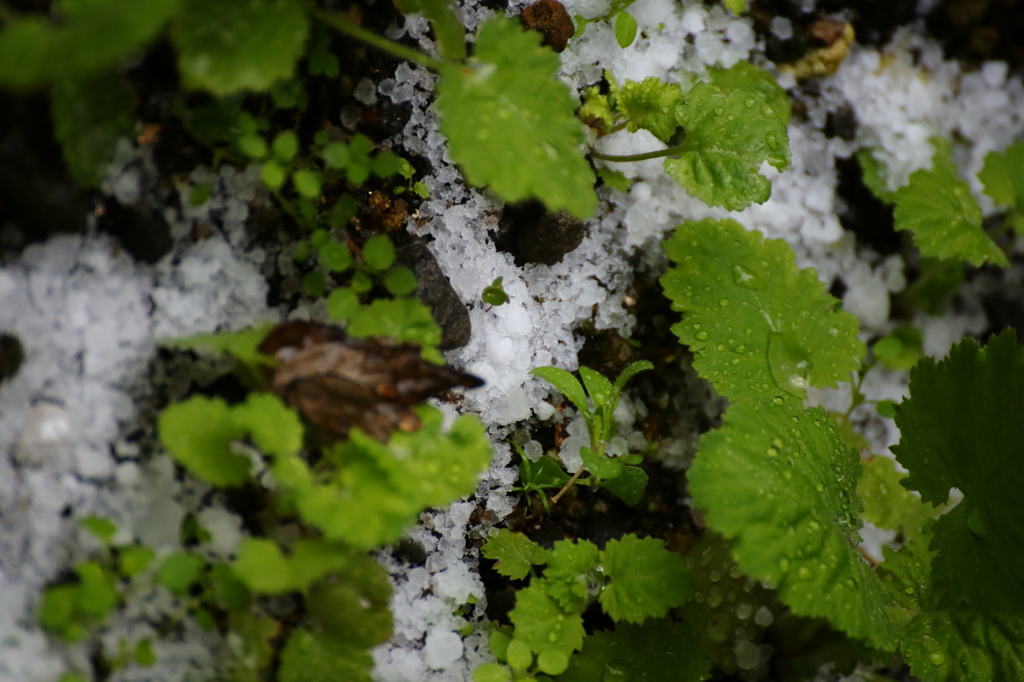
258;321;483;442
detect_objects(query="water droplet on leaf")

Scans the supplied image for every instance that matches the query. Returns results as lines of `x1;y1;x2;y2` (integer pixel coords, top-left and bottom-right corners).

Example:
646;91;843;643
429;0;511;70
767;332;813;397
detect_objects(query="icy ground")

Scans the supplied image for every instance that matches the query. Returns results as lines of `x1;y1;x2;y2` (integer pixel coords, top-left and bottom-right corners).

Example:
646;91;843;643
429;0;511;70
2;0;1024;680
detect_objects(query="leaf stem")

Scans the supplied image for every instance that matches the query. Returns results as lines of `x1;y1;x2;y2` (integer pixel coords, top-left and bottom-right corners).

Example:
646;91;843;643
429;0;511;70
589;143;686;163
551;464;587;504
306;3;447;72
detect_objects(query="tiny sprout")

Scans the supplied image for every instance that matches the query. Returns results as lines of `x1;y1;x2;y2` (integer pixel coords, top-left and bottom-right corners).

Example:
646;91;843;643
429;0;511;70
482;277;510;307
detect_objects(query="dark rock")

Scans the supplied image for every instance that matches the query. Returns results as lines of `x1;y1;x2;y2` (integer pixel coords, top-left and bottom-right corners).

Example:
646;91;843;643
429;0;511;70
824;102;858;141
399;240;472;349
834;155;900;255
577;330;636;378
99;198;173;264
520;0;575;53
0;333;24;384
496;200;586;267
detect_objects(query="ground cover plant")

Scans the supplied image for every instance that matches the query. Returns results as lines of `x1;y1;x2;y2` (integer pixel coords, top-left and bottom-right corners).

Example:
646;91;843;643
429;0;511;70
1;0;1023;681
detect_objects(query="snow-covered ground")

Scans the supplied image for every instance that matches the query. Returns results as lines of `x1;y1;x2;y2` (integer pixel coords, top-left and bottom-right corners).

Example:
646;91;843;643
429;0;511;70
1;0;1023;680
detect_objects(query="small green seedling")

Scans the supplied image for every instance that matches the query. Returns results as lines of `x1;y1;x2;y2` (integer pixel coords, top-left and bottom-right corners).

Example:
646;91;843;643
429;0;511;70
530;360;653;504
482;276;510;307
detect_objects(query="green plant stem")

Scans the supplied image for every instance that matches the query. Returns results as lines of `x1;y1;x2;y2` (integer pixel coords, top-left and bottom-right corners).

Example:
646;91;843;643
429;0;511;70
589;144;686;163
306;3;446;72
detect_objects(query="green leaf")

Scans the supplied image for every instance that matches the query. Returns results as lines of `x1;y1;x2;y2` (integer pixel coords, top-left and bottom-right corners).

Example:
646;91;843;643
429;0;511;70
611;360;654;399
613;11;638;48
436;17;597;219
873;324;924;372
383;266;418;296
80;516;117;544
979;141;1024;222
393;0;466;60
530;367;590;417
893;154;1007;267
272;130;299;161
858;456;937;537
704;61;790;124
318;240;353;272
904;257;964;315
210;563;252;612
509;584;585;659
682;531;778;675
278;628;374;682
723;0;748;14
362;235;396;271
660;218;864;404
51;72;134;186
577;366;614;408
306;552;393;648
233;539;295;594
346;298;444;364
118;545;156;578
157;552;205;597
173;0;309;94
543;539;601;613
39;585;85;641
599;535;690;624
261;160;286;190
666;64;790;210
238;133;268;159
689;401;898;650
892;329;1024;612
596;167;632;192
580;446;623;480
293;407;491;549
617;77;682;143
161;325;276;369
558;619;711;682
0;0;179;89
230;392;304;460
158;396;253;487
597;465;647;505
326;286;360;321
74;562;118;622
293;169;323;198
481;530;551;580
857;148;897;204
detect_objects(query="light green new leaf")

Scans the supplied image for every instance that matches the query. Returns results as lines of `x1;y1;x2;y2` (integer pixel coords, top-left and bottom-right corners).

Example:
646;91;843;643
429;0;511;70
893;161;1007;267
858;455;937;538
509;583;585;658
892;329;1024;612
979;141;1024;235
558;619;711;682
231;392;304;460
481;530;551;580
689;400;898;651
577;367;614;408
394;0;466;60
347;298;444;364
161;325;276;368
660;218;864;404
617;78;683;143
173;0;309;94
599;535;691;624
613;11;638;48
0;0;179;89
295;406;491;549
51;72;134;186
530;366;590;417
157;552;205;597
436;18;597;219
158;396;253;487
234;539;294;594
666;64;790;211
278;628;374;682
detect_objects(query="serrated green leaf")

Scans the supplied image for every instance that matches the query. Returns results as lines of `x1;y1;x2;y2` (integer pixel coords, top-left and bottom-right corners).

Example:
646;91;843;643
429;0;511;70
666;64;790;210
509;583;585;658
558;619;711;682
599;535;690;624
0;0;179;89
707;61;790;124
481;530;551;580
173;0;309;94
597;465;647;505
306;553;393;648
278;628;374;682
158;396;253;487
346;298;444;364
530;366;590;417
979;141;1024;235
858;148;897;204
893;156;1007;267
892;329;1024;612
613;11;638;48
689;400;898;650
617;77;682;143
157;552;205;597
543;539;601;613
394;0;466;60
436;18;597;219
858;456;937;537
660;218;864;404
51;72;134;186
293;406;491;550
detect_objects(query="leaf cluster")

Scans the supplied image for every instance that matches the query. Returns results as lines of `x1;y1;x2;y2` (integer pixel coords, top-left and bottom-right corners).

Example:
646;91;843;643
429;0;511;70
476;531;704;681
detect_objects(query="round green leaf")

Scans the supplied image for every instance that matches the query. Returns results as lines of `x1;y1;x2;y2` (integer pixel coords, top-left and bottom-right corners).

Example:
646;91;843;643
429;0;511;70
613;11;638;48
384;265;418;296
293;169;322;198
272;129;299;161
362;234;395;271
326;286;360;321
261;160;286;190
